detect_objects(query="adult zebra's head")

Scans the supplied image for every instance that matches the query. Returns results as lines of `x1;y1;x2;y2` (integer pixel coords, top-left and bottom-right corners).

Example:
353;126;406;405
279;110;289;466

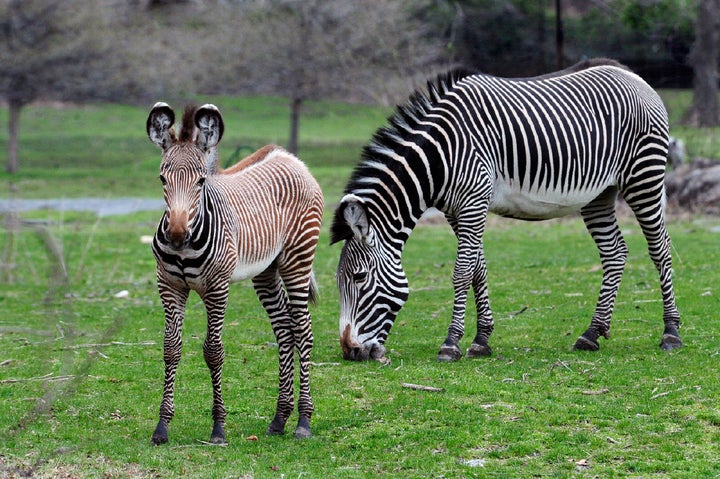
146;102;224;250
331;194;410;361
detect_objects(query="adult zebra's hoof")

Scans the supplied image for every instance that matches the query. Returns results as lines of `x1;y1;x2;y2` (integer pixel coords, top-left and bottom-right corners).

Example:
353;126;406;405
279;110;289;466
151;421;169;445
466;342;492;358
660;334;682;351
209;422;227;445
438;344;462;362
573;335;600;351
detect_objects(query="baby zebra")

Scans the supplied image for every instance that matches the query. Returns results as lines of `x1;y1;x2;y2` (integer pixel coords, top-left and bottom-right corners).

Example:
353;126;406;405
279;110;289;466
146;103;323;444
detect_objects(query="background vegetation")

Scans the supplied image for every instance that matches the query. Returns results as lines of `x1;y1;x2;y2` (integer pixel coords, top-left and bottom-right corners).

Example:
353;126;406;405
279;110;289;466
1;92;719;477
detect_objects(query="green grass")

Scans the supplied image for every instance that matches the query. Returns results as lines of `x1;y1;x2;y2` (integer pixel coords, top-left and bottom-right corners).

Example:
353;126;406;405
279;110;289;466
1;93;720;477
1;212;720;478
0;96;390;202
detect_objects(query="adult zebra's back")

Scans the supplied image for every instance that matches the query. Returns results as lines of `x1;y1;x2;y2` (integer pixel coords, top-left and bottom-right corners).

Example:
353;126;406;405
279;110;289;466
331;59;682;362
147;103;323;443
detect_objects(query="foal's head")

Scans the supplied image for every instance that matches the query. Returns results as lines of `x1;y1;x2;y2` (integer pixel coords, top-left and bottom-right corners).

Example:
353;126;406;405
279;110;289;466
146;103;224;249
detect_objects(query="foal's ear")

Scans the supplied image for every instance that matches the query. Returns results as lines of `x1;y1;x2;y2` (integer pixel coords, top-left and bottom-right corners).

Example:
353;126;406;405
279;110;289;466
146;102;176;150
194;104;224;150
330;194;371;244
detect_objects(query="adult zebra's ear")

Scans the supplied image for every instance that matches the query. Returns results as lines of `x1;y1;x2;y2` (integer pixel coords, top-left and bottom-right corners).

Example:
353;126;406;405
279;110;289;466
147;102;176;150
330;194;371;245
195;104;224;151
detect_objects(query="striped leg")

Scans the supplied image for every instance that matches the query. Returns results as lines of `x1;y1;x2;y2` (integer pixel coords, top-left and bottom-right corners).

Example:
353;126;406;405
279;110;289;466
439;201;492;361
200;286;229;444
253;267;295;436
151;280;189;445
625;195;682;350
576;188;628;351
283;274;314;439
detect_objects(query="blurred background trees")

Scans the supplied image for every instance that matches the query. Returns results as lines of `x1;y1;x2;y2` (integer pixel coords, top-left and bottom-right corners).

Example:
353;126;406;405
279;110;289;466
1;0;717;171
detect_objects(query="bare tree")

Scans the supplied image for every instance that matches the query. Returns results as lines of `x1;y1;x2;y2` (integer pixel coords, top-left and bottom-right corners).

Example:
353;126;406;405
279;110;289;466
685;0;720;126
239;0;447;154
0;0;112;173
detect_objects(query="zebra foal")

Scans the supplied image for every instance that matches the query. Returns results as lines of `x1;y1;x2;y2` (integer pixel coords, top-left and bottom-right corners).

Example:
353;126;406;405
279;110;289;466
146;103;323;444
331;59;682;362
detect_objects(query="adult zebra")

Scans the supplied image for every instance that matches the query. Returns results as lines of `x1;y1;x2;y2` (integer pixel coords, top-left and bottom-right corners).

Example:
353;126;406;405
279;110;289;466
146;103;323;444
330;59;682;362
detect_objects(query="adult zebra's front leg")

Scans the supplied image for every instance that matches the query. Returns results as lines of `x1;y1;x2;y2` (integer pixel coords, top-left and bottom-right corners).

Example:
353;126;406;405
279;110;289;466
439;201;492;361
152;280;189;445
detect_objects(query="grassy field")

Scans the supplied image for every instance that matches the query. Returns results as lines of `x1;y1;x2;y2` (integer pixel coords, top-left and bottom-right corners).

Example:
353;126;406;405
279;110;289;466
1;92;720;477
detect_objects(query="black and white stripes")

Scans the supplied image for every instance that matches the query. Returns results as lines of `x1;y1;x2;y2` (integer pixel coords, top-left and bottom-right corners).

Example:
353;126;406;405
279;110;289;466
147;103;323;444
331;59;681;362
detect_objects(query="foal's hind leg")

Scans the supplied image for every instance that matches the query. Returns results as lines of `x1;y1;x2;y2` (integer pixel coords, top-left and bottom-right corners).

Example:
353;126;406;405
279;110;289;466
575;188;628;351
253;267;295;436
277;240;318;438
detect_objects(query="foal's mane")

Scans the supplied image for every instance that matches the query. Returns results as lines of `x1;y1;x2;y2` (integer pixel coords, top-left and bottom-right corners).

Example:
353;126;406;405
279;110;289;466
220;144;279;175
178;104;198;143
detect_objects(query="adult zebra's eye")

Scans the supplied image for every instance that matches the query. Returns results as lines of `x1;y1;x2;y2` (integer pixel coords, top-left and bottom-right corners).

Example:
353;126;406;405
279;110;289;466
197;177;206;187
353;271;368;283
159;175;167;186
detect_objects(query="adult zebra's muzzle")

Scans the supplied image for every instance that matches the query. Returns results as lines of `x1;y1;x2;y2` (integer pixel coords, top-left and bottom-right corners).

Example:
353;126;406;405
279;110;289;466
340;324;386;361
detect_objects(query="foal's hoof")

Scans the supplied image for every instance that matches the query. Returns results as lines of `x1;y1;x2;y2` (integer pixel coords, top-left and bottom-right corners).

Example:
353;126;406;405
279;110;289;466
294;417;312;439
573;335;600;351
266;415;286;436
438;344;462;362
466;342;492;358
660;334;683;351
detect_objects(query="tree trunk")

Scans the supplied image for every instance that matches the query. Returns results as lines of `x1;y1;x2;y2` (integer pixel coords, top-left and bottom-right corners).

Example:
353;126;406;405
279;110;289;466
7;101;22;174
288;96;302;155
685;0;720;127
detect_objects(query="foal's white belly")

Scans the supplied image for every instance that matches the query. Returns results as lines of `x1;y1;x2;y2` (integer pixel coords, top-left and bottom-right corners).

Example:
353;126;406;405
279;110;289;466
231;255;276;282
489;180;612;220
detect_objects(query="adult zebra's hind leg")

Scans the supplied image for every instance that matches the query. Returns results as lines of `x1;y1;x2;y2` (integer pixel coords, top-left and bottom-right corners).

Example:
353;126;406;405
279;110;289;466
624;181;682;350
576;188;628;351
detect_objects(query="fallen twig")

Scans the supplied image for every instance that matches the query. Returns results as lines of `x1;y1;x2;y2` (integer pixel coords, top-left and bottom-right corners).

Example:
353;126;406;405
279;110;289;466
402;383;444;392
61;341;155;350
1;374;75;384
651;386;686;400
582;388;610;395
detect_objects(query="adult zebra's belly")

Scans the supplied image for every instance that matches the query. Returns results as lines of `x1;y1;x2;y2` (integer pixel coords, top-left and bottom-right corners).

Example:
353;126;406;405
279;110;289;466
489;180;613;220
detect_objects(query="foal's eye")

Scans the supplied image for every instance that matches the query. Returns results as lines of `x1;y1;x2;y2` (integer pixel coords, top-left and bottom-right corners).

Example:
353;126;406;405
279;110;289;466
197;177;206;187
353;271;368;283
159;175;167;186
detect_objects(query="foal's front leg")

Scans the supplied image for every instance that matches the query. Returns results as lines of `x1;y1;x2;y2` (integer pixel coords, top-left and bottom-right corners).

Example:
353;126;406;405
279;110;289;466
152;282;189;445
201;287;229;444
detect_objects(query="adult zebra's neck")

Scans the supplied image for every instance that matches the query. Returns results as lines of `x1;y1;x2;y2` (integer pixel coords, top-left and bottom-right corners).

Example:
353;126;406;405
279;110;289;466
331;70;472;250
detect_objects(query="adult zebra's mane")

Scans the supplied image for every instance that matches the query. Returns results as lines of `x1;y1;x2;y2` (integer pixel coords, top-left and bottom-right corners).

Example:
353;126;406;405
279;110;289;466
330;69;473;244
349;69;474;192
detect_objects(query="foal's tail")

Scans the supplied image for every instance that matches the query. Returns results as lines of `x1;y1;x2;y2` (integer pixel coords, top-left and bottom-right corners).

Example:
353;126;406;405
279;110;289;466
308;270;319;306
